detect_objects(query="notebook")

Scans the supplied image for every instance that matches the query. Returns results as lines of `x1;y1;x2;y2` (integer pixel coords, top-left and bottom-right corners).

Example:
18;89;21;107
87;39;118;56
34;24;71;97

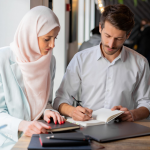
79;121;150;142
67;108;124;126
38;120;80;132
39;133;89;147
40;132;90;141
28;134;92;150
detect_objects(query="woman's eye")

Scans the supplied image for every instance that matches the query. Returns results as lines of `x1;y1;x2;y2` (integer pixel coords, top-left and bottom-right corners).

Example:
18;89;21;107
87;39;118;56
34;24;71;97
45;39;50;42
55;37;57;39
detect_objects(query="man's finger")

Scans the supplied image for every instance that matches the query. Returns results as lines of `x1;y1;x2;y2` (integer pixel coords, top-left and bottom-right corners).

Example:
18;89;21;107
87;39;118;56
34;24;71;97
77;106;91;117
111;105;123;111
126;118;133;122
73;109;91;121
121;115;131;121
120;107;128;111
85;108;93;116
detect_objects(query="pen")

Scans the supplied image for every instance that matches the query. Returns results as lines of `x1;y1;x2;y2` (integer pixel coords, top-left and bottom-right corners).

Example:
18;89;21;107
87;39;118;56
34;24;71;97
71;96;82;107
71;96;93;119
0;124;7;129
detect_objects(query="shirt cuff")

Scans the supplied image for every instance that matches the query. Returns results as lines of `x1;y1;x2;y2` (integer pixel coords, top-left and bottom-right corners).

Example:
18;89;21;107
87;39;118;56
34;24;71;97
137;105;150;120
9;117;23;142
53;97;72;111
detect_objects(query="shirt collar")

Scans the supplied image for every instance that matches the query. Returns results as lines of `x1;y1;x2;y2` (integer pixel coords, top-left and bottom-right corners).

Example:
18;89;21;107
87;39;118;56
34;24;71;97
120;46;126;62
96;42;103;60
96;43;126;62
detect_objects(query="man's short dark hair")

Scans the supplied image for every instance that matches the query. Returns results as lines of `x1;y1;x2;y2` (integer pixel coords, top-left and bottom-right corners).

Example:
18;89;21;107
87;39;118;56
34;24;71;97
100;4;134;35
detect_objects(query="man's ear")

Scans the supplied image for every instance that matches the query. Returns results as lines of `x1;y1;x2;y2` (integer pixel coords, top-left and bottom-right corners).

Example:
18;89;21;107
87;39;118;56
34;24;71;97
126;32;131;39
99;23;102;34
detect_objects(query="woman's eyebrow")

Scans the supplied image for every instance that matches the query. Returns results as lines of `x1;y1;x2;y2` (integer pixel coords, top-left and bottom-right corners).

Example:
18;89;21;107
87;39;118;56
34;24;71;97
45;36;52;37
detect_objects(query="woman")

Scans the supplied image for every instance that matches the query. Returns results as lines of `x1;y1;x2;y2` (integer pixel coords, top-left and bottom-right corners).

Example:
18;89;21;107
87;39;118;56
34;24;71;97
0;6;64;150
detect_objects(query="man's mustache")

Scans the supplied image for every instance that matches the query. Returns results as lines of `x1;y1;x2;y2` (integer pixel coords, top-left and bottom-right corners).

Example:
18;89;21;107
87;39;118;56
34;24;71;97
104;45;117;50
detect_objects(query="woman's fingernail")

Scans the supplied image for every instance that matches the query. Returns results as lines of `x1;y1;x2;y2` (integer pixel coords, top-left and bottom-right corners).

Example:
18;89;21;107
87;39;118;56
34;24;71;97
55;121;57;124
47;120;50;123
60;122;62;125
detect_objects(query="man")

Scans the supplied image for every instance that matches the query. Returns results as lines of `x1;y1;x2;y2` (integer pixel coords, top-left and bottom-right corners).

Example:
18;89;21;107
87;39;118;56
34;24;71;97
53;4;150;122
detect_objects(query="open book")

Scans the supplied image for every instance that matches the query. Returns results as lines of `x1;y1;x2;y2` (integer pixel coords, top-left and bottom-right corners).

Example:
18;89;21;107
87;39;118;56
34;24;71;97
67;108;124;127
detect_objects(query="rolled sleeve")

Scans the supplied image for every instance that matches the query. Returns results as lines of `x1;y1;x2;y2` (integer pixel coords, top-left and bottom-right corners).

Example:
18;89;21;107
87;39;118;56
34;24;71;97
53;54;81;110
134;58;150;119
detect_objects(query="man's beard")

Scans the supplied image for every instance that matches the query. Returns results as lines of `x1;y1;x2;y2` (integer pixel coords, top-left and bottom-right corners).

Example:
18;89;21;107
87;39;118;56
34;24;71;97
101;42;121;56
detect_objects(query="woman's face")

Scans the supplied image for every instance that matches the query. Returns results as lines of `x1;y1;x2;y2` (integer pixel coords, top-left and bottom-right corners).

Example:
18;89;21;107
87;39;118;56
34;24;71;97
38;26;60;55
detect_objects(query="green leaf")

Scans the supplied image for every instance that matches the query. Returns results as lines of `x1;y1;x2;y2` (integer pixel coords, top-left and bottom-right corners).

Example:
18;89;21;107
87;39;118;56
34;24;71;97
118;0;124;4
134;0;138;6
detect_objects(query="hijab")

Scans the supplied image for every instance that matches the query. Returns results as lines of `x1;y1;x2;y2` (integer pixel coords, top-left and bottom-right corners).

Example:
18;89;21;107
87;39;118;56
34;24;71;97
10;6;60;121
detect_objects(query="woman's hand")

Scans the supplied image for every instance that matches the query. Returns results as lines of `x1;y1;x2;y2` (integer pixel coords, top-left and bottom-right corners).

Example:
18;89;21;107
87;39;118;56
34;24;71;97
19;120;51;137
44;110;65;125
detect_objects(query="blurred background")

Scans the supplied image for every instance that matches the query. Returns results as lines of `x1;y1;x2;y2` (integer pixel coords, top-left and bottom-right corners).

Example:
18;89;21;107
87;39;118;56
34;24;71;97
0;0;150;98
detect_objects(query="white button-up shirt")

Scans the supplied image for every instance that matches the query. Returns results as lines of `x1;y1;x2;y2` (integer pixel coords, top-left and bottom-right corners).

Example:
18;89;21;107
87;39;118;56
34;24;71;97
53;44;150;117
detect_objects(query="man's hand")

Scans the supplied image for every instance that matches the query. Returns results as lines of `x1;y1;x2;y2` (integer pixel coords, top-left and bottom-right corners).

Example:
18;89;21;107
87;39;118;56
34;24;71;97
19;120;51;137
71;106;93;121
111;105;134;122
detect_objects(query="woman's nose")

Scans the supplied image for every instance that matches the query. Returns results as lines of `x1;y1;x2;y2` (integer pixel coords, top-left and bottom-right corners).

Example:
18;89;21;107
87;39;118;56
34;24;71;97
49;39;55;48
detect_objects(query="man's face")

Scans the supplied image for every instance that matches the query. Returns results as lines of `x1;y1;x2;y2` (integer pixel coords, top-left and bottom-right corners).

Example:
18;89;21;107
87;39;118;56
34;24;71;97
99;21;130;56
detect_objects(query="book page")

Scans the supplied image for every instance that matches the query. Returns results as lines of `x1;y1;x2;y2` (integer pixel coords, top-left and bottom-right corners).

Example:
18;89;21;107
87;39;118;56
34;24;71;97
67;118;105;127
92;108;124;123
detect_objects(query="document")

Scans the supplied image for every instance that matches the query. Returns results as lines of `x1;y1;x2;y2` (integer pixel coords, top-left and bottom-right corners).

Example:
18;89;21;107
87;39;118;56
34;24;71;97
67;108;124;127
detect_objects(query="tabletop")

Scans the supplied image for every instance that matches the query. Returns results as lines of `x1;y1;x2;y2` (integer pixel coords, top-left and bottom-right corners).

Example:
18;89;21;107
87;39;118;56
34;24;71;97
11;119;150;150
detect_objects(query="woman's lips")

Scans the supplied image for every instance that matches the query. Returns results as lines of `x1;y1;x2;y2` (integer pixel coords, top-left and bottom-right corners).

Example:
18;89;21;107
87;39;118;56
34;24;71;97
45;49;51;51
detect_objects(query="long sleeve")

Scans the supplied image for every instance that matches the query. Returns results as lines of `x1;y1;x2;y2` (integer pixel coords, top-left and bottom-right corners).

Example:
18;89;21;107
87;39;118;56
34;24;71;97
53;54;81;110
133;58;150;119
0;74;22;142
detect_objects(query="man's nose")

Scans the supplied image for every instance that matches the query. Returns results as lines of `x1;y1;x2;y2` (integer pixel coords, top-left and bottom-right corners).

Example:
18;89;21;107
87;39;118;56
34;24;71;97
108;39;115;48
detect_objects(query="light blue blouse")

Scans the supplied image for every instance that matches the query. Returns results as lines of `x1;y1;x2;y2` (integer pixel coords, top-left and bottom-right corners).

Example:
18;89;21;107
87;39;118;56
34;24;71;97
0;46;56;150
